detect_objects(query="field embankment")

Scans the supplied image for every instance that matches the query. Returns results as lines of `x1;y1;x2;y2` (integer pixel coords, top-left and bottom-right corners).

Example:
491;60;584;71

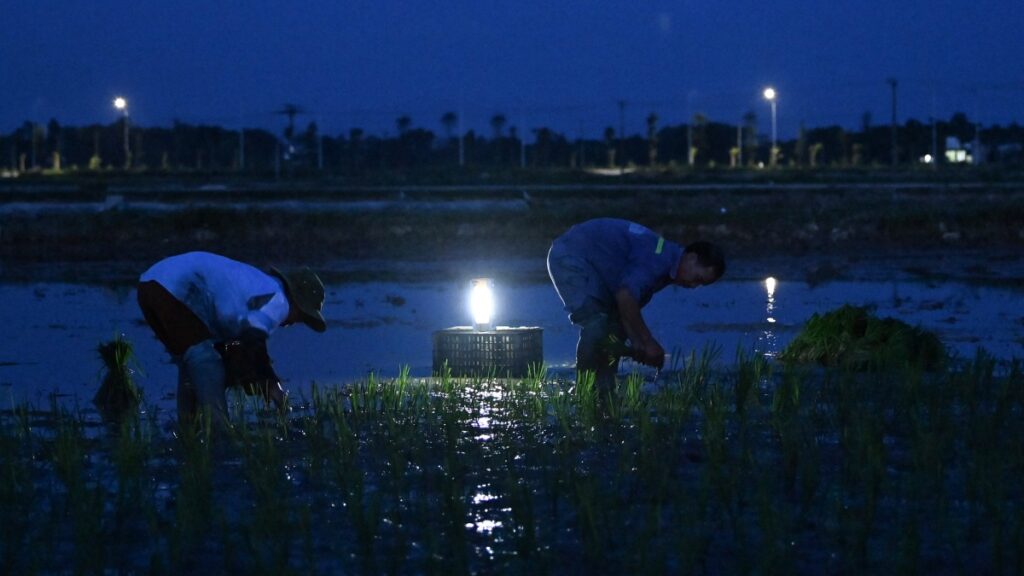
2;179;1023;282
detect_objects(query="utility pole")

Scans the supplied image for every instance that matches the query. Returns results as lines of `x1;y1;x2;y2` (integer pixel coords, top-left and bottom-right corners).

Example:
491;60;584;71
578;120;585;167
274;140;281;180
686;90;696;167
887;78;898;167
458;109;465;167
317;133;323;170
520;112;527;168
737;124;743;167
687;122;693;167
930;89;938;168
520;133;526;168
617;100;626;173
239;128;245;171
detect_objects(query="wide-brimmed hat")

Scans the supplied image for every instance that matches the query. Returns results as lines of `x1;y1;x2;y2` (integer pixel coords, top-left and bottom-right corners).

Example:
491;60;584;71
270;266;327;332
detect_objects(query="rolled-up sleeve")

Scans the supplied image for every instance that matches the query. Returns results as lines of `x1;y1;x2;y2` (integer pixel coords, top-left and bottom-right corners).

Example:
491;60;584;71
241;292;290;334
618;266;658;304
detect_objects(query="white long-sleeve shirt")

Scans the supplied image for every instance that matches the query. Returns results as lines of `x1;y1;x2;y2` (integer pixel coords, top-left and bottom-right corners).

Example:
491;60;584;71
140;251;290;340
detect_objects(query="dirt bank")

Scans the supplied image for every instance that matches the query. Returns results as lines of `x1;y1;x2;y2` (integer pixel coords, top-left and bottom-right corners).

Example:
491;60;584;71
2;182;1023;284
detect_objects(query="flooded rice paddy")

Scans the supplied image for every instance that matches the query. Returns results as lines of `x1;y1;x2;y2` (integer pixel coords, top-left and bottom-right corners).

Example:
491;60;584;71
1;267;1020;408
1;261;1023;573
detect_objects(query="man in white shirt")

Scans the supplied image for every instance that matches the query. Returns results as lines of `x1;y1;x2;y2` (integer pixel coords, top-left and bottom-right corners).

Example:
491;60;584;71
137;251;326;424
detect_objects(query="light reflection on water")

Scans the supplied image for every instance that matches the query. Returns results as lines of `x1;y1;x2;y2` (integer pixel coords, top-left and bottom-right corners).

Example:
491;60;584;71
759;276;780;358
467;382;511;538
0;276;1020;408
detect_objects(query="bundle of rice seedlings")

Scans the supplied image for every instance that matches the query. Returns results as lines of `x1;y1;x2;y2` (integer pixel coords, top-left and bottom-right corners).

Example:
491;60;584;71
779;304;946;371
94;334;142;418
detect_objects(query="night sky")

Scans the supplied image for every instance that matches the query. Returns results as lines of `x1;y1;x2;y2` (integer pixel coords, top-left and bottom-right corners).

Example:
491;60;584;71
3;0;1022;139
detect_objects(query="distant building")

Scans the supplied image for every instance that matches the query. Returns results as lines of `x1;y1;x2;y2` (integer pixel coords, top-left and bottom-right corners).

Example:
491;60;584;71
944;137;973;164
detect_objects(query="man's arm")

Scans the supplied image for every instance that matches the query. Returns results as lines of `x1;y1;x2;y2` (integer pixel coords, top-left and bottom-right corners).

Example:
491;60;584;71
614;287;665;368
222;328;287;409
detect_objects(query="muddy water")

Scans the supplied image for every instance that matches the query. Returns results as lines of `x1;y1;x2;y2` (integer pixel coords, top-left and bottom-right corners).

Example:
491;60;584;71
1;274;1021;410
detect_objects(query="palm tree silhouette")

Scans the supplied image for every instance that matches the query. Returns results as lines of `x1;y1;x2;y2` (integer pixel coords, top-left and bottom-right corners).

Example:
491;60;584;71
490;114;507;139
441;112;457;140
646;113;659;166
396;115;412;135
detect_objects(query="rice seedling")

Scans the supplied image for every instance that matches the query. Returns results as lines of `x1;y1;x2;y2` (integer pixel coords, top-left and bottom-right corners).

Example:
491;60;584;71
838;405;886;570
170;411;215;565
238;427;295;572
619;370;645;415
0;402;38;573
94;334;143;420
50;404;110;574
5;339;1024;573
112;408;154;510
755;482;796;575
734;345;769;417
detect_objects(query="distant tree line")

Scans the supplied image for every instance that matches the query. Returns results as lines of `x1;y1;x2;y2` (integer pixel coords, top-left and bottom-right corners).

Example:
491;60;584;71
2;111;1022;175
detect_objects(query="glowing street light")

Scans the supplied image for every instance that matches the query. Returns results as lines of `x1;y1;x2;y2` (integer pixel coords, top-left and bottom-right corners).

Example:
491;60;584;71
469;278;495;331
112;96;130;169
763;87;778;167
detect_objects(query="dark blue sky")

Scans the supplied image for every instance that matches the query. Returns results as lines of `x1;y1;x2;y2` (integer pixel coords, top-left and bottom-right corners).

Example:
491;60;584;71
4;0;1022;139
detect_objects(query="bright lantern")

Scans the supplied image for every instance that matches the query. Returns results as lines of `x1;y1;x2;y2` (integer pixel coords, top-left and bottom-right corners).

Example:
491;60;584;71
469;278;494;330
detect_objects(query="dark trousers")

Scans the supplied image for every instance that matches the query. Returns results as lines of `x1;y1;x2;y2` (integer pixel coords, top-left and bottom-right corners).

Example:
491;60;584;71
548;242;626;391
137;281;226;421
136;280;211;356
576;313;627;392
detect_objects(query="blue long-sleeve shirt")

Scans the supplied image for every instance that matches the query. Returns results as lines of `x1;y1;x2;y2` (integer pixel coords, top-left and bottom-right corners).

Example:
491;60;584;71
551;218;683;311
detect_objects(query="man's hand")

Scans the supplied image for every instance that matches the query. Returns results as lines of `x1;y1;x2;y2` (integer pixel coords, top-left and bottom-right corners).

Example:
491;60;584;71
217;328;286;407
636;339;666;369
265;380;287;411
614;288;664;369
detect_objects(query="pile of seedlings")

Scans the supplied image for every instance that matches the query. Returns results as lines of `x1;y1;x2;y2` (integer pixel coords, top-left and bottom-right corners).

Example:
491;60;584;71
778;304;947;370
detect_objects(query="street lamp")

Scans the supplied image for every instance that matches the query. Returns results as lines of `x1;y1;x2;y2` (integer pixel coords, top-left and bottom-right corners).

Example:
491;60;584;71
113;96;130;169
763;87;778;167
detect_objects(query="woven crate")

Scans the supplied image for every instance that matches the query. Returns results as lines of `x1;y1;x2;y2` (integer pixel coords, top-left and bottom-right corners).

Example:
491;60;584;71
432;327;543;377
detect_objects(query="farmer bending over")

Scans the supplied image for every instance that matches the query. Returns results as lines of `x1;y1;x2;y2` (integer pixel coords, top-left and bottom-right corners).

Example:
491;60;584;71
137;251;326;425
547;218;725;391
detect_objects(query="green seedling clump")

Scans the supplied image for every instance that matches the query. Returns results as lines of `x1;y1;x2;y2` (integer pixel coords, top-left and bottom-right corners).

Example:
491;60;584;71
779;305;946;370
94;334;142;418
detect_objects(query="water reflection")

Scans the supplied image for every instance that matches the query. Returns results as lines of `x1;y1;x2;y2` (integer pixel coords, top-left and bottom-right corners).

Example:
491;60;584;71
2;277;1022;409
759;276;779;358
765;276;777;323
469;382;508;538
468;519;503;534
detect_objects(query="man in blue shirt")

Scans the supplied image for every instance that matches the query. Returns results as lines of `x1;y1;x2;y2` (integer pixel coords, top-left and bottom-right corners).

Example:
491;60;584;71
547;218;725;391
137;251;327;425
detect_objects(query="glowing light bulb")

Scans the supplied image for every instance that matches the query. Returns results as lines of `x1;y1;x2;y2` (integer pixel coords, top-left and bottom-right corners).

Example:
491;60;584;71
765;276;777;298
469;278;494;330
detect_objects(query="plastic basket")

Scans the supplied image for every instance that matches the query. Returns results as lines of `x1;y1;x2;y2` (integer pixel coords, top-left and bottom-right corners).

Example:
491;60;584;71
432;327;543;378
